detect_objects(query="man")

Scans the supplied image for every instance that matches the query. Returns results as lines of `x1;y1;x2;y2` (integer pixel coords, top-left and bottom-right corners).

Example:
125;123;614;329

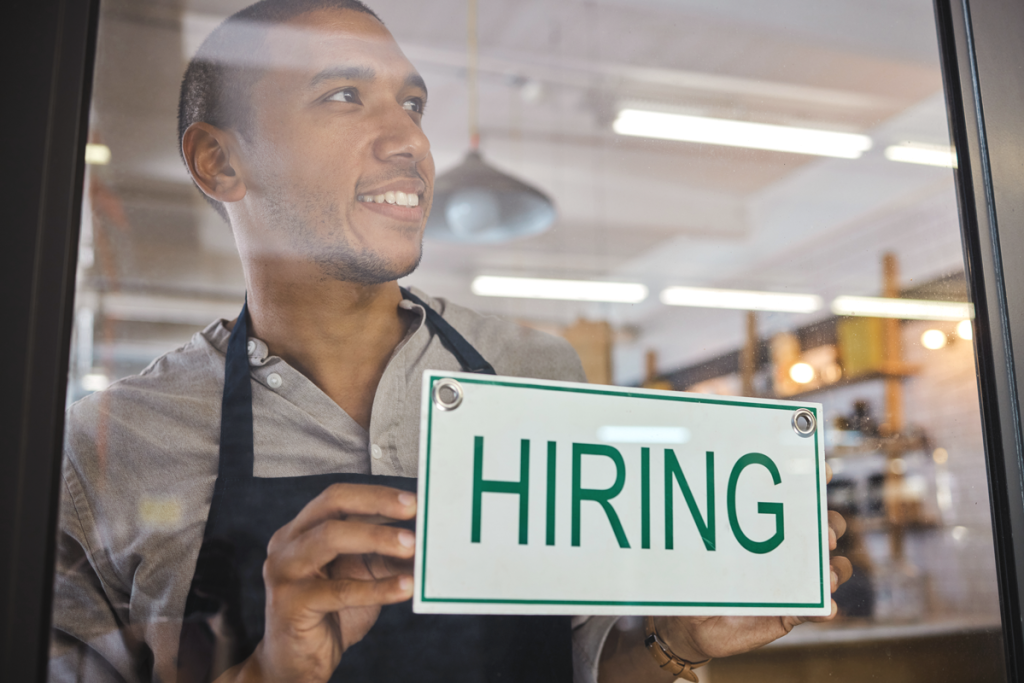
50;1;851;681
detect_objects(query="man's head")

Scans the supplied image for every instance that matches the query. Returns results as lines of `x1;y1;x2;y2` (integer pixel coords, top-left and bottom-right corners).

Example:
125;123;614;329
178;0;433;285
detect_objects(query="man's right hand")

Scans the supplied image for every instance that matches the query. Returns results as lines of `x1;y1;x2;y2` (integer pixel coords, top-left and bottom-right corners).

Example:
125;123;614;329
222;484;417;683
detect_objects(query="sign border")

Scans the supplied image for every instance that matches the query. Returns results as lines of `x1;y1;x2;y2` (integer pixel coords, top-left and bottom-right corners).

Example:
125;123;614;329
420;372;826;610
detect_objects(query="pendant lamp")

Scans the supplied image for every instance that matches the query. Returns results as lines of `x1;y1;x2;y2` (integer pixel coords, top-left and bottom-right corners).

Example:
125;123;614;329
424;0;556;244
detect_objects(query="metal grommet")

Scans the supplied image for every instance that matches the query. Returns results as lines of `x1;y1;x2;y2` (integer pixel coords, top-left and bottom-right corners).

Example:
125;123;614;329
432;378;464;411
792;408;816;437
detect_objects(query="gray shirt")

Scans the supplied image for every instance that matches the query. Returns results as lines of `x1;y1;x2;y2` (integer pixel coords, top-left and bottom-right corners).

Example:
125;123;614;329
49;289;616;683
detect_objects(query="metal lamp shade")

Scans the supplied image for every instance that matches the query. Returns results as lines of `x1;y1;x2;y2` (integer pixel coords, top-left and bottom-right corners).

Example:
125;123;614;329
425;150;556;244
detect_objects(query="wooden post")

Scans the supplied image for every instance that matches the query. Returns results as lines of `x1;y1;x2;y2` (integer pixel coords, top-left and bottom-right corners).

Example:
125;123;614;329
741;311;757;397
881;252;906;561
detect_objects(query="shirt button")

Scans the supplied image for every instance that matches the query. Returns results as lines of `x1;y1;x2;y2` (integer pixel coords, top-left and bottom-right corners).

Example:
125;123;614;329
371;444;383;460
267;373;283;389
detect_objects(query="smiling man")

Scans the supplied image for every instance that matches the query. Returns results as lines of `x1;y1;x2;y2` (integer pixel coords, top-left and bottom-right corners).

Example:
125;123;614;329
49;1;850;682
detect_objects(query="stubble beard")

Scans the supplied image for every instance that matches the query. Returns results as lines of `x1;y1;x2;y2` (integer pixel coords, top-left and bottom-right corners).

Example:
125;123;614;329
264;188;423;286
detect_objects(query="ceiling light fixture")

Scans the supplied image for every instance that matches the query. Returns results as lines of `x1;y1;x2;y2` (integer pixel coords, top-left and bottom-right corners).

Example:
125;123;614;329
659;286;822;313
613;109;872;159
921;329;948;350
789;363;815;384
471;276;648;303
831;296;974;321
424;0;556;244
84;143;111;165
884;142;956;168
957;319;973;340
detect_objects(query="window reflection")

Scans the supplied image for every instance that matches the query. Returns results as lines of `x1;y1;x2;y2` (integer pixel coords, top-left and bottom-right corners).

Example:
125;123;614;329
61;0;1004;681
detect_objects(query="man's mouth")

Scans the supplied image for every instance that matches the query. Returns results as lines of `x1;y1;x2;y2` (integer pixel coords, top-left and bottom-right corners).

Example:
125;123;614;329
357;191;420;207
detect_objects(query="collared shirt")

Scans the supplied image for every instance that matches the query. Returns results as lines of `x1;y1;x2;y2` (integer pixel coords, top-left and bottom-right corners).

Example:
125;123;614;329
49;289;617;683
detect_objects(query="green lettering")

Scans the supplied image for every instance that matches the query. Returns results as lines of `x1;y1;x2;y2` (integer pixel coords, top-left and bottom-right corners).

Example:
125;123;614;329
727;452;784;554
665;450;716;551
571;443;630;548
546;441;557;546
641;447;651;549
471;436;530;544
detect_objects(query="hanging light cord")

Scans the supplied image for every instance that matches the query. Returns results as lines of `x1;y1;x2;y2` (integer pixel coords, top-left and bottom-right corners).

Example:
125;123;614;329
467;0;480;150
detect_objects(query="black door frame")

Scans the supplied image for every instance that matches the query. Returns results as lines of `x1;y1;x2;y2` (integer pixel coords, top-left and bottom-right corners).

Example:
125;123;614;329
3;0;1024;680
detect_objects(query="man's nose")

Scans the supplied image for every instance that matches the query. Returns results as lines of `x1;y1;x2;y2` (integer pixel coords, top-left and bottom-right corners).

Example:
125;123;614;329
373;106;430;164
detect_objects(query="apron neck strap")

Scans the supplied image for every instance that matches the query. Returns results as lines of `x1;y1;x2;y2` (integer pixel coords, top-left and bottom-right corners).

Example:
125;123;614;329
400;287;496;375
218;289;496;481
219;298;256;481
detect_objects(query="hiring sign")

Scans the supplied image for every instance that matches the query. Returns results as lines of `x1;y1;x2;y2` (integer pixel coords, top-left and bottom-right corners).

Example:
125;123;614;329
414;371;829;617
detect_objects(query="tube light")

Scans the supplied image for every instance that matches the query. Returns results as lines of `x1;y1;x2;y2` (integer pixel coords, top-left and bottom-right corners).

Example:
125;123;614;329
660;286;822;313
471;276;648;303
85;143;111;165
596;426;690;444
831;296;974;321
613;109;872;159
884;143;956;168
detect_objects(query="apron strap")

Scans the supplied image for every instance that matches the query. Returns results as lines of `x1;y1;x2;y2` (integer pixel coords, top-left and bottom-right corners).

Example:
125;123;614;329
218;299;256;481
218;289;496;481
401;287;497;375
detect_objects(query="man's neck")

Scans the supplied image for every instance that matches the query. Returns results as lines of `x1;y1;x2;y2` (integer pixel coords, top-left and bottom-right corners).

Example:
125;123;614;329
245;273;411;431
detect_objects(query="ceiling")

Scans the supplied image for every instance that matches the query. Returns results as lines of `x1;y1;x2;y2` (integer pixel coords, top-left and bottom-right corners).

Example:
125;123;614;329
83;0;964;385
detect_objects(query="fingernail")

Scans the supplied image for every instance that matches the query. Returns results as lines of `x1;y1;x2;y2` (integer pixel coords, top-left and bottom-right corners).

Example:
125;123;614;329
399;575;412;591
831;570;838;589
398;492;415;506
398;530;415;548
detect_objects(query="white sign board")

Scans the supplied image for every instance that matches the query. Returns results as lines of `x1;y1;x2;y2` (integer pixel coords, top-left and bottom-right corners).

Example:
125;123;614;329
414;371;829;617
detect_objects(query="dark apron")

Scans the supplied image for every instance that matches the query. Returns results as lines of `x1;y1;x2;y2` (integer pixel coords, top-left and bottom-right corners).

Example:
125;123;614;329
175;288;572;682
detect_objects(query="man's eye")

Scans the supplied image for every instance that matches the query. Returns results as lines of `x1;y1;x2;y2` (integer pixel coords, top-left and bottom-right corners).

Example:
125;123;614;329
403;98;425;114
327;88;362;104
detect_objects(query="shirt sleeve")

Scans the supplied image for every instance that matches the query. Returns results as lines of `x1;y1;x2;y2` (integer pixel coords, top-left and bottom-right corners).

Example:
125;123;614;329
571;616;619;683
48;458;143;683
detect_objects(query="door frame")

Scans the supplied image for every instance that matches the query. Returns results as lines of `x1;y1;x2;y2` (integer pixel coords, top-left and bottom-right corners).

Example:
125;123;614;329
3;0;1024;679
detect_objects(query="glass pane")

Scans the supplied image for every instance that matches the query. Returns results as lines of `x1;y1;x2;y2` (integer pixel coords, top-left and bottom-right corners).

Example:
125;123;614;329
51;0;1006;681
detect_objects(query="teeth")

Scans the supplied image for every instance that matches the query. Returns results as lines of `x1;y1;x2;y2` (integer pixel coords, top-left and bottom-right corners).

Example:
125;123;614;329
358;192;420;207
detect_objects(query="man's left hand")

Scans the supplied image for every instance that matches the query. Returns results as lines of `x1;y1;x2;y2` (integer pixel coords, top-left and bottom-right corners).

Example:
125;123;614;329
599;463;851;682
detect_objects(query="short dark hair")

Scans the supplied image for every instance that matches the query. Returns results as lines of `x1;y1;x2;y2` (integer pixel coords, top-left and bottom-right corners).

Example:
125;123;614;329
177;0;383;222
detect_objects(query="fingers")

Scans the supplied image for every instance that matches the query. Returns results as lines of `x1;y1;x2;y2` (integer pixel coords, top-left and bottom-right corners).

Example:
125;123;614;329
828;510;847;546
294;574;413;614
272;520;415;580
284;484;417;538
831;555;853;586
825;462;833;484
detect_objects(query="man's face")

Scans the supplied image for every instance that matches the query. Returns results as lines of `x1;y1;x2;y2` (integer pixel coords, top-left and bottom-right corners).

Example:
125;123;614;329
232;8;433;284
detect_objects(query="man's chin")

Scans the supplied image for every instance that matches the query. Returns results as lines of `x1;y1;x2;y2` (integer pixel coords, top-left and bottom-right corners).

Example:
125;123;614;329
315;244;423;286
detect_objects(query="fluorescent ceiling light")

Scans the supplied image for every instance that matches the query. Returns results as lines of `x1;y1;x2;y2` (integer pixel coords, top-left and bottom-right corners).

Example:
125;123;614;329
660;286;822;313
596;426;690;444
85;143;111;165
831;296;974;321
884;143;956;168
613;109;872;159
471;276;648;303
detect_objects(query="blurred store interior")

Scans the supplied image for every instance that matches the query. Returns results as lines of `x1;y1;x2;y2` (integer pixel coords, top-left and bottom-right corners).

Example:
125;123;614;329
75;0;1003;680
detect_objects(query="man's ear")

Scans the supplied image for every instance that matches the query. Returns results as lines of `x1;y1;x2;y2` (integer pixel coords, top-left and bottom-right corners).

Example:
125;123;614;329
181;122;247;204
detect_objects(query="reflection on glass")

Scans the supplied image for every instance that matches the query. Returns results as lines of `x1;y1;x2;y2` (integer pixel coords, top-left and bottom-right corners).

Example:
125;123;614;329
53;0;1006;681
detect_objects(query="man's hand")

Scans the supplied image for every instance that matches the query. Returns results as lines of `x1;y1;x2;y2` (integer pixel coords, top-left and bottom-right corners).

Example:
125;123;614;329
220;484;417;683
599;463;851;682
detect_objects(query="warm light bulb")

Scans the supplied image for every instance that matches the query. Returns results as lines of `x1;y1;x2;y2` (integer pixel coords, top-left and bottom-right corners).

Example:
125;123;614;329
789;362;814;384
921;329;947;350
957;319;973;341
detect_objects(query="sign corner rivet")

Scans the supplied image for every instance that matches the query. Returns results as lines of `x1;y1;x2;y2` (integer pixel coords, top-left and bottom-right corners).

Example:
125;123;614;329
433;378;464;411
792;408;816;437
